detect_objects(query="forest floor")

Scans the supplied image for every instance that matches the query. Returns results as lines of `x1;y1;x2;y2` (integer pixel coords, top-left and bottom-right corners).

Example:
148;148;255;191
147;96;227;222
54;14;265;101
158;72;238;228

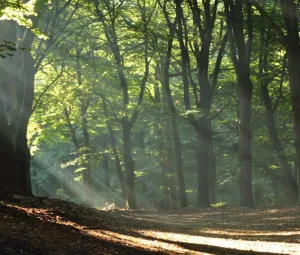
0;196;300;255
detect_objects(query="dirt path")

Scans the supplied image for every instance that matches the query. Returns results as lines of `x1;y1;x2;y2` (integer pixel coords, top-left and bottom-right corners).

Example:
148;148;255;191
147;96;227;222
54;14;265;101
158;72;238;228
0;196;300;254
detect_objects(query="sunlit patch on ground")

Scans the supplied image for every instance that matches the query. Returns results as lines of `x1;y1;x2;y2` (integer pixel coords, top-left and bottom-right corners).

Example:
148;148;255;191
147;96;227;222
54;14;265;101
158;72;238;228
138;230;300;255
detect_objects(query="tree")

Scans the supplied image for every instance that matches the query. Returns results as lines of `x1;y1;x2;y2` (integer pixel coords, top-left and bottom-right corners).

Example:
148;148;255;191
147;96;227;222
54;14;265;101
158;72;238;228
91;0;151;208
280;0;300;198
224;0;254;206
0;1;36;194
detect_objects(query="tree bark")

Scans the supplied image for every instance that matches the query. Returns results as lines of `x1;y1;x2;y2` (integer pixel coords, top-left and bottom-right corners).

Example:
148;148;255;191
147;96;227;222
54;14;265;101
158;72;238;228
108;123;126;202
258;23;298;204
81;103;93;206
238;78;254;206
158;8;187;207
0;20;34;195
102;99;126;202
122;120;137;209
262;84;298;203
102;151;110;194
194;118;214;207
224;0;254;206
280;0;300;201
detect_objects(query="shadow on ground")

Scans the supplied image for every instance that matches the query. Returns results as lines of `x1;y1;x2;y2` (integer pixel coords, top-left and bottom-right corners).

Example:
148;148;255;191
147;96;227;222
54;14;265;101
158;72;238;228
0;196;299;255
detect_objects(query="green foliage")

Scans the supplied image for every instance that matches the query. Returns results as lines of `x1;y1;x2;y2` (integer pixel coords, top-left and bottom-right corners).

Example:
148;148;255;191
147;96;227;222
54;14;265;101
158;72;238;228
28;0;300;208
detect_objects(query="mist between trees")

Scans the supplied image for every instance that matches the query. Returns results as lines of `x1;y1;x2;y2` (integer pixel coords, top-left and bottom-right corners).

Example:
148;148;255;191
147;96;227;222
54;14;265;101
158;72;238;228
1;0;300;209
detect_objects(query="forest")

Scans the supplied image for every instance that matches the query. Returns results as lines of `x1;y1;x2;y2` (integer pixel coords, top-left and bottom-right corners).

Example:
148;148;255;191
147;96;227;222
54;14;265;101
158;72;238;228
1;0;300;254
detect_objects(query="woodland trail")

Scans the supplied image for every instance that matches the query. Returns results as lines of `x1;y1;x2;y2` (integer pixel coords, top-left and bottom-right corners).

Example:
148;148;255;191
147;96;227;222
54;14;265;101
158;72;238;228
0;196;300;255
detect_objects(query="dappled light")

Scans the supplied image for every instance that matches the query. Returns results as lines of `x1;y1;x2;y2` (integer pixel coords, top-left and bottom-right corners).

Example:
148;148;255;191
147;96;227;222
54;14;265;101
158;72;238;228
2;196;300;254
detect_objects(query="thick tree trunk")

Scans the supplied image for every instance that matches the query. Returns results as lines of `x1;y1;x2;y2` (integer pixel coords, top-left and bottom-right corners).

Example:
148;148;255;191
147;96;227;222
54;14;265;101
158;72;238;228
194;117;211;207
238;78;254;206
224;0;254;206
0;20;34;195
280;0;300;201
122;120;137;209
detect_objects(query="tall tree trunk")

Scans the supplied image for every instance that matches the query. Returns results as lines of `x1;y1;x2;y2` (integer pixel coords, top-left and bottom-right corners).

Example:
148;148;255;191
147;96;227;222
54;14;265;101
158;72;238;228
158;2;187;207
225;0;254;206
102;99;126;202
122;120;137;209
108;124;126;202
209;149;217;204
160;32;187;207
158;131;171;209
175;0;224;207
81;104;93;206
262;84;298;203
0;20;34;194
238;78;254;206
194;117;216;206
194;119;211;207
75;49;93;206
258;23;298;203
103;152;110;194
280;0;300;200
170;119;187;207
165;125;177;207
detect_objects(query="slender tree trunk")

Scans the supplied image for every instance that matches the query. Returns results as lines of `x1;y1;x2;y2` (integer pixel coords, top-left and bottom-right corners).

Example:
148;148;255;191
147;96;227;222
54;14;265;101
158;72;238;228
103;152;110;194
161;45;187;208
258;23;298;203
159;3;187;207
108;125;126;202
209;149;217;204
262;84;298;203
157;120;177;209
103;99;126;201
165;122;177;208
122;120;137;209
81;104;93;206
158;132;171;209
171;118;188;207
